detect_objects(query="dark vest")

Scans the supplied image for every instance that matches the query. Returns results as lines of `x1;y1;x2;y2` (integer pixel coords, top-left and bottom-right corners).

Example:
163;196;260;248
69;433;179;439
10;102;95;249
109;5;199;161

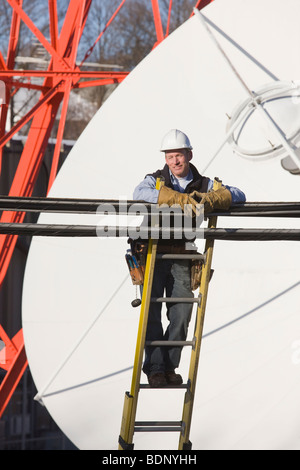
148;163;210;194
141;163;210;245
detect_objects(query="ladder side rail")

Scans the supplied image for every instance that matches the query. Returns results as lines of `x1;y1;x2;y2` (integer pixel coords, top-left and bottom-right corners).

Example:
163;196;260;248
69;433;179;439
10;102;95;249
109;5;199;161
118;179;163;450
118;239;158;450
178;178;222;450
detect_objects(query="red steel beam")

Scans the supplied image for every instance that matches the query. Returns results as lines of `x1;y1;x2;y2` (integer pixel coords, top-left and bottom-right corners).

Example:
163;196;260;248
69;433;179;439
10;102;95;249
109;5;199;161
0;0;93;287
6;0;70;71
194;0;214;10
0;327;28;419
47;81;72;193
0;82;63;150
74;77;125;89
0;95;62;283
6;77;126;91
151;0;165;46
6;0;23;70
48;0;59;52
46;0;87;193
0;52;7;71
0;0;130;289
0;70;129;78
5;80;49;92
165;0;173;37
0;0;23;173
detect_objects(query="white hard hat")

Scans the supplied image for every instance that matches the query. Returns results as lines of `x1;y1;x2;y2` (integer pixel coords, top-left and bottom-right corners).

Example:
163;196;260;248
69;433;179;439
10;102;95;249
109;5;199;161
160;129;193;152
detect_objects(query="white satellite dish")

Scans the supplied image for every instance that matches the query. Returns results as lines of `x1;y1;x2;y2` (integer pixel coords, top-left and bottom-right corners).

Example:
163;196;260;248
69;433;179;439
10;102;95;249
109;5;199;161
22;0;300;450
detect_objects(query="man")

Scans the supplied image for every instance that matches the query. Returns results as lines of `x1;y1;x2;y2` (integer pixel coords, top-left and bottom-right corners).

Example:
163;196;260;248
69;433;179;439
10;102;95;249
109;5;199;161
133;129;246;387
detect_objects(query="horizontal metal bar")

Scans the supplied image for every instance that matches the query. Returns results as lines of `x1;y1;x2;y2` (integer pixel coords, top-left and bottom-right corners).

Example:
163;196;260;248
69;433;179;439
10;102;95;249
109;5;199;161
0;196;299;216
134;421;183;432
156;254;205;260
0;196;137;214
139;383;188;389
204;228;300;241
215;211;300;218
145;340;195;347
134;427;183;432
135;421;182;426
0;70;129;78
151;297;200;304
0;222;300;241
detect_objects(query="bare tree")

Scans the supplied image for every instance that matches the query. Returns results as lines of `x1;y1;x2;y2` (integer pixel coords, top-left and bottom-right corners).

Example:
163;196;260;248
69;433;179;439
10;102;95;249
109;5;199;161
77;0;196;113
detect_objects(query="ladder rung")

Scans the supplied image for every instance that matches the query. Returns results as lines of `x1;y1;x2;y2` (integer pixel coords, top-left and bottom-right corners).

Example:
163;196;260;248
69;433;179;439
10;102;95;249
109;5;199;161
134;421;184;432
145;340;194;347
156;254;205;260
151;297;201;304
139;383;188;389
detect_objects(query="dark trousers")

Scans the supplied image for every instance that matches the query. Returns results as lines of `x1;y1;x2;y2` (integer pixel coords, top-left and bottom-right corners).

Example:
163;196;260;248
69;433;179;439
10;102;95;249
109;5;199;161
143;258;194;376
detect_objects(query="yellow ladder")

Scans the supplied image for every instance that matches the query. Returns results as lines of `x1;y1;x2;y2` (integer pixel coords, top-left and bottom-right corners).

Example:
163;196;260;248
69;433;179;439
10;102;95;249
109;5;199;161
118;178;222;450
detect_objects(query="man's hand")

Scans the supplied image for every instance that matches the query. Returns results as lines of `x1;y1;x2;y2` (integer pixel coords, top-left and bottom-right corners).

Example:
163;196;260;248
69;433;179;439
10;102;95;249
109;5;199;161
189;187;232;214
158;186;200;217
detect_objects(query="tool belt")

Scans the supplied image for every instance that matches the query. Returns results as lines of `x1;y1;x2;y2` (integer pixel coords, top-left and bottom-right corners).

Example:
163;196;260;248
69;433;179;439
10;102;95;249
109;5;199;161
190;257;203;291
125;240;147;285
125;240;203;291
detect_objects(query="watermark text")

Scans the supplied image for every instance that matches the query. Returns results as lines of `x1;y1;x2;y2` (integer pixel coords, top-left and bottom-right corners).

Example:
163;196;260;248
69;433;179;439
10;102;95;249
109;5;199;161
96;199;204;241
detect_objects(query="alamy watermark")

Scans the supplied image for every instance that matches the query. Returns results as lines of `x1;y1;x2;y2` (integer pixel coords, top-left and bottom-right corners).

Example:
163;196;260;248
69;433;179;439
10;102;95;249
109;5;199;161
95;199;204;242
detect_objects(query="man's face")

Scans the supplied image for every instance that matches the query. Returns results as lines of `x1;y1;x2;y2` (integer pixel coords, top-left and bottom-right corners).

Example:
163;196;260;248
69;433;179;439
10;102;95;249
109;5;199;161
165;149;192;178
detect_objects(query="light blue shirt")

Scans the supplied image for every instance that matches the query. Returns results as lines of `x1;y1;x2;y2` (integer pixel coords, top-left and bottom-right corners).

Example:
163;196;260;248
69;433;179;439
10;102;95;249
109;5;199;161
133;169;246;204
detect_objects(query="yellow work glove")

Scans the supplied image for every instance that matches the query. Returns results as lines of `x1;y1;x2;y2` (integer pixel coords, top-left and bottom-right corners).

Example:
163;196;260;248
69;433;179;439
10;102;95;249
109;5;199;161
189;187;232;214
158;186;200;217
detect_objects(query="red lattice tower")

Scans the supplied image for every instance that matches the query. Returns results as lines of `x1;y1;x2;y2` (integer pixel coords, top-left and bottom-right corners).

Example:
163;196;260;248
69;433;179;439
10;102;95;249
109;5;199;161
0;0;213;419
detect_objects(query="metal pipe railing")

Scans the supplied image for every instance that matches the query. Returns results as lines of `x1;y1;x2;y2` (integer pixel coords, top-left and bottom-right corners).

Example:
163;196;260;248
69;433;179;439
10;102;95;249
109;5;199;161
0;222;299;240
0;195;299;216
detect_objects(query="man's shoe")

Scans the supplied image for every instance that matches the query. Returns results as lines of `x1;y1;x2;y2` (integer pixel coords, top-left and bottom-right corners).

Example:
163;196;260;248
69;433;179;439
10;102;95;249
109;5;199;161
148;372;167;388
165;370;183;385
